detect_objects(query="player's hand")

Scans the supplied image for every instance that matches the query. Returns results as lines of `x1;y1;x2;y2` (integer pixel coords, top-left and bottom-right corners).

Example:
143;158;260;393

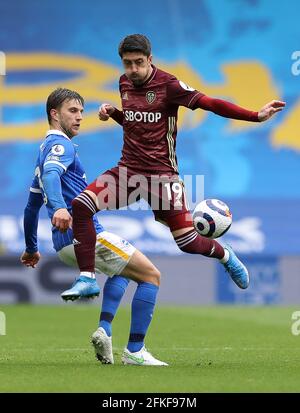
258;100;286;122
52;208;73;233
20;251;41;268
98;103;115;121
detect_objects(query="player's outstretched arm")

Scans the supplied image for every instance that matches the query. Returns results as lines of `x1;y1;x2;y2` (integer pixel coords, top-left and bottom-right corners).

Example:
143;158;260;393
195;95;285;122
257;100;286;122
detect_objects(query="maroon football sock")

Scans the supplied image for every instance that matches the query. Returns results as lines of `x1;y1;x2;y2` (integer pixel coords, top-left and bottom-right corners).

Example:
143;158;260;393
174;229;224;259
71;192;98;273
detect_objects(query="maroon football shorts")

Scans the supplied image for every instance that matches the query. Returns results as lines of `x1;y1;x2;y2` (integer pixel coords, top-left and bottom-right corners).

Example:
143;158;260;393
86;166;193;231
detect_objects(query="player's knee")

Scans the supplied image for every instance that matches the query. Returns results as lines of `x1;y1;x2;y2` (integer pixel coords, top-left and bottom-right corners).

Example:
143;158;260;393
153;267;161;286
71;192;98;218
147;266;161;287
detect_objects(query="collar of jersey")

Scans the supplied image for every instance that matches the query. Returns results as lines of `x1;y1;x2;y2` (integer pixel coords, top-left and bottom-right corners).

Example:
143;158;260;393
46;129;71;141
145;65;157;85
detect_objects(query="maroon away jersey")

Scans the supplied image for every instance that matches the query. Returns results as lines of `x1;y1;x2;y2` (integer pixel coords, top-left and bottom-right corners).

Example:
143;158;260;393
118;66;203;176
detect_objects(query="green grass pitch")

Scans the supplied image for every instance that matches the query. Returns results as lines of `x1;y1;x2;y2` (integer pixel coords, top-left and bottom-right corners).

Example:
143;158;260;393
0;305;299;392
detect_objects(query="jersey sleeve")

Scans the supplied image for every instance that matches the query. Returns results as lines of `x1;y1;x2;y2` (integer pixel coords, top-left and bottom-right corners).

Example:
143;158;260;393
23;190;44;253
110;108;124;125
30;175;42;194
43;139;75;173
167;80;204;109
193;95;259;121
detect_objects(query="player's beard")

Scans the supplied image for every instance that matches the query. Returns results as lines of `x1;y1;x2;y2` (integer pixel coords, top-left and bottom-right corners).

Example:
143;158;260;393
130;75;146;86
60;123;75;139
130;66;153;86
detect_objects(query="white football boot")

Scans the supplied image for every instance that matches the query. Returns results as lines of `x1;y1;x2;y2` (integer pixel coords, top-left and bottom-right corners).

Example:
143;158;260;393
122;346;168;366
91;327;114;364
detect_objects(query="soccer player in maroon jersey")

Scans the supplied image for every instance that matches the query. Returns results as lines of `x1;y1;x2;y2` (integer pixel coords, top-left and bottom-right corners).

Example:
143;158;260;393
72;34;285;296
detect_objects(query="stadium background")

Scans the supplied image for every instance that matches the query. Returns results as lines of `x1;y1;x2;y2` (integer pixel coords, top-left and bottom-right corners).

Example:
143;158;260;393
0;0;300;305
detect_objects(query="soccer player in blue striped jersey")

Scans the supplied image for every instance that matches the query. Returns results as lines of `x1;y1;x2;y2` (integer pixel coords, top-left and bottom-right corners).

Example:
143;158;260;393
20;88;168;366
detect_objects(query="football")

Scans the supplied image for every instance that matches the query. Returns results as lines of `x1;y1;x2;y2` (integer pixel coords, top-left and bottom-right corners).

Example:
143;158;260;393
193;199;232;239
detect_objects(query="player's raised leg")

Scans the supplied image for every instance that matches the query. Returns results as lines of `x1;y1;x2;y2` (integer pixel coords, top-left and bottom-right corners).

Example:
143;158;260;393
71;190;100;278
167;212;249;289
58;243;101;301
60;275;100;301
71;168;122;279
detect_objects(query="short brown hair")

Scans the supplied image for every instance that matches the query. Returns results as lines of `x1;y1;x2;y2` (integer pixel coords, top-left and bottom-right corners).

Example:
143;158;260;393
118;34;152;58
46;88;84;123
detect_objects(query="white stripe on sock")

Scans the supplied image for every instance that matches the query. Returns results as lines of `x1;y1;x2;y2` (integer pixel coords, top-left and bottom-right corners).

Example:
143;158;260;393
176;231;198;247
77;193;97;211
176;231;196;244
76;195;97;214
220;249;230;263
177;233;198;248
209;244;215;256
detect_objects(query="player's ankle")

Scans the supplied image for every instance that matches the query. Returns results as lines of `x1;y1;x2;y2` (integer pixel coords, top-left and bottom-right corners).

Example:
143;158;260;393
127;342;144;353
219;249;229;263
99;321;112;337
80;271;96;279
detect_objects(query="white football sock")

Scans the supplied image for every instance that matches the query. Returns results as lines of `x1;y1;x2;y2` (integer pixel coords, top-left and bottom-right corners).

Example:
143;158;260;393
220;249;230;264
80;271;95;279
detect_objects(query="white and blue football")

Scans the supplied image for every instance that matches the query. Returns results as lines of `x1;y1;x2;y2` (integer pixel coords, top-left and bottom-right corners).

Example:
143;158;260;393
193;199;232;239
